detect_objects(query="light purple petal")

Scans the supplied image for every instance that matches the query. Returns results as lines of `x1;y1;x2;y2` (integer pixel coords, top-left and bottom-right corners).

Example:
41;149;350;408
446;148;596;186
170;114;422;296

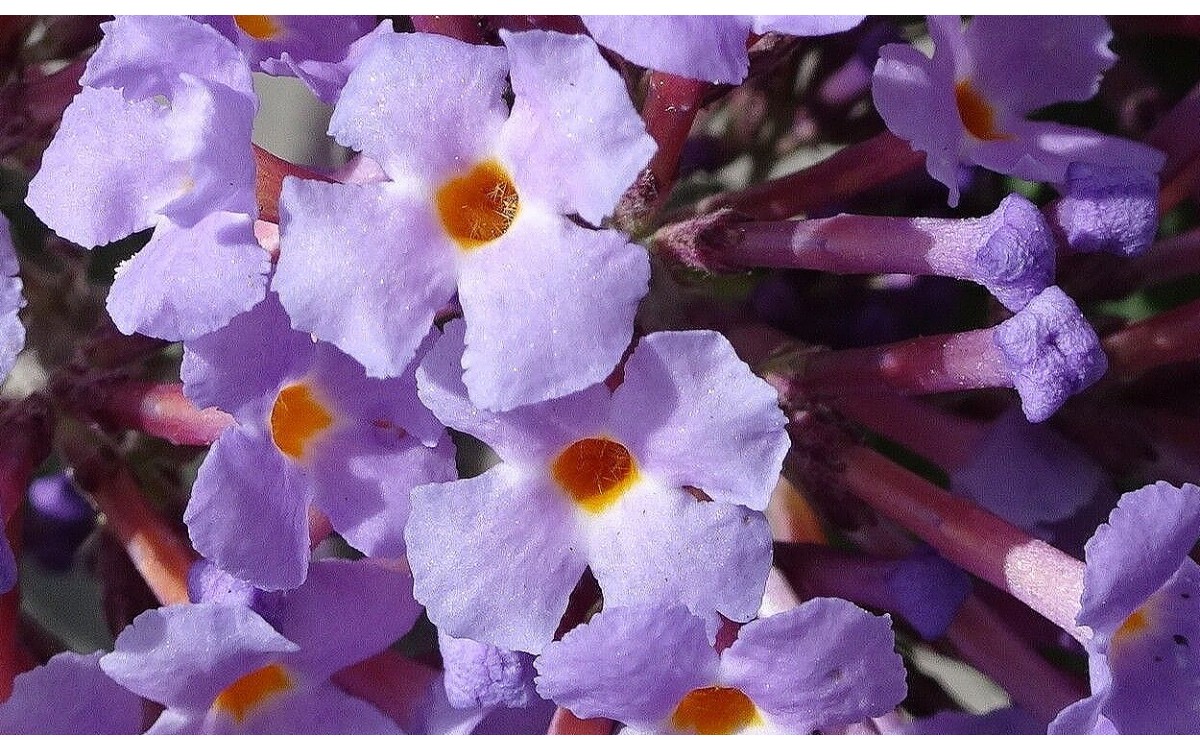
752;16;865;36
84;15;255;101
440;633;539;710
261;559;422;681
406;465;587;654
971;120;1165;187
872;41;964;205
310;426;457;560
534;605;716;728
498;29;655;225
27;87;183;247
274;178;457;379
0;651;144;734
101;602;298;710
586;479;772;624
107;212;269;341
610;330;788;511
252;20;388;104
328;29;508;182
1079;482;1200;642
457;210;649;411
181;292;312;420
581;16;753;84
416;319;612;465
185;426;311;591
967;16;1114;115
720;599;906;733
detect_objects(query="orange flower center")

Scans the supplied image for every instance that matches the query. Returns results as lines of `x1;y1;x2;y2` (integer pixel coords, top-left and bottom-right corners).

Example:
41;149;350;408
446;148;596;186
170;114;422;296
551;437;638;513
212;663;294;723
234;16;283;41
955;80;1008;141
670;686;761;735
269;383;334;460
435;159;520;250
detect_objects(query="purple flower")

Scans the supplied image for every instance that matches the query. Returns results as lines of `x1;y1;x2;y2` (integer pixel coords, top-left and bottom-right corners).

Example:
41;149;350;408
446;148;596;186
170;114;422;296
1050;163;1160;257
100;558;419;733
439;633;539;711
534;601;906;734
0;214;22;384
25;16;269;341
276;28;654;410
872;16;1165;206
1052;482;1200;734
182;293;455;590
0;652;144;733
582;15;865;84
406;322;788;653
196;15;384;104
24;473;96;571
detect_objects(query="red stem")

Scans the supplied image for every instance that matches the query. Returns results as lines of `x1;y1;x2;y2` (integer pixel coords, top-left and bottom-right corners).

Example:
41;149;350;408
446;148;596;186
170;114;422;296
410;16;488;44
1102;297;1200;380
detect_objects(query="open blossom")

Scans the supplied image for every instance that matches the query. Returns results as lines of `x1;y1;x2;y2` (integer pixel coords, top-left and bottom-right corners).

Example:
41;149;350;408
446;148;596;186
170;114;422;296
1052;483;1200;734
24;15;269;340
581;15;865;84
873;16;1165;206
405;322;788;653
101;559;420;734
535;601;907;734
0;652;144;733
276;27;655;411
182;293;455;590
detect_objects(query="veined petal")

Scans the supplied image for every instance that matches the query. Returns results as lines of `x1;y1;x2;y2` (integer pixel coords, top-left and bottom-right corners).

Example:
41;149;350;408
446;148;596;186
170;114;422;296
581;16;753;84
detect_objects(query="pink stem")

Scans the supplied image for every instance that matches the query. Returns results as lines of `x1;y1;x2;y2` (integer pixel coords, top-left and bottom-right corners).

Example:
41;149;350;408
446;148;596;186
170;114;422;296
1102;297;1200;379
410;16;487;44
74;381;234;446
840;445;1088;641
833;393;986;471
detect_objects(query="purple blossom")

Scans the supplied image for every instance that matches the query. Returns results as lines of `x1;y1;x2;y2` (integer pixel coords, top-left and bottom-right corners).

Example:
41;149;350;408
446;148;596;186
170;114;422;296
25;15;269;341
0;652;144;733
182;293;455;590
534;601;906;734
872;16;1165;206
581;15;865;84
1052;482;1200;734
275;28;655;410
405;322;787;653
100;558;419;733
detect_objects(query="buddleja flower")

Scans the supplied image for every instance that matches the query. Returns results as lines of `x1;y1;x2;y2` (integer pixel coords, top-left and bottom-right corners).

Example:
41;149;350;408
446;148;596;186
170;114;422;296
182;293;455;590
277;28;655;411
406;322;788;653
100;559;419;734
535;602;907;734
0;214;23;384
0;652;144;733
25;15;269;340
872;16;1165;206
1052;482;1200;734
195;15;383;104
581;16;865;84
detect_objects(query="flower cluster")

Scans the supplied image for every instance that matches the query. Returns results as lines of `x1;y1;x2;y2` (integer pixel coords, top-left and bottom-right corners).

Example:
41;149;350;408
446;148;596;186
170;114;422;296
0;14;1199;736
